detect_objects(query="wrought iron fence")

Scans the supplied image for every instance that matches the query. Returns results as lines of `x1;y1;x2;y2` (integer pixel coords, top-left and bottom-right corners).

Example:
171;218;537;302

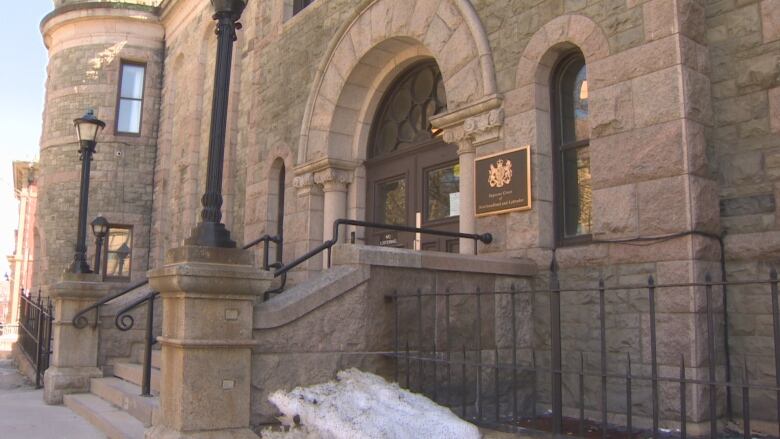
18;291;54;388
386;266;780;438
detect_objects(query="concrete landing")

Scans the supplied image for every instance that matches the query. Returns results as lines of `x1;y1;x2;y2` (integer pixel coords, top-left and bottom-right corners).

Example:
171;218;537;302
0;358;105;438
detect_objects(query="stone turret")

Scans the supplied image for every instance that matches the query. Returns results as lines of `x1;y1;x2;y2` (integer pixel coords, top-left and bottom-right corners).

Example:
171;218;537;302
36;1;164;289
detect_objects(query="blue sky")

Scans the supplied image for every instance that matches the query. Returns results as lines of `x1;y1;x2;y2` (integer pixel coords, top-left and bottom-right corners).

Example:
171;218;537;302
0;2;52;277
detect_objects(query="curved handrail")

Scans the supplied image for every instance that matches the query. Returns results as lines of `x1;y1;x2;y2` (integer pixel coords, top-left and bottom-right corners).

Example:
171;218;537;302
115;291;159;331
274;218;493;278
242;234;281;250
112;290;159;397
263;262;287;301
72;279;149;329
242;234;282;270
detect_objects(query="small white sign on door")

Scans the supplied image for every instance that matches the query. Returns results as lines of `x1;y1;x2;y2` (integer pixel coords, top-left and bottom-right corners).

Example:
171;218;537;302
449;192;460;217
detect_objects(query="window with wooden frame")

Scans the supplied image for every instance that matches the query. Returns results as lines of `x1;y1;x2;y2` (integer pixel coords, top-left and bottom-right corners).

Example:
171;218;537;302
552;52;592;245
102;225;133;280
115;61;146;135
293;0;314;15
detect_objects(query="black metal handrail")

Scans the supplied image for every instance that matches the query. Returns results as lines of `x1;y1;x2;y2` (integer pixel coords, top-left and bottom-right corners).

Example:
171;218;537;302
115;291;159;397
274;218;493;278
242;234;282;271
72;279;150;329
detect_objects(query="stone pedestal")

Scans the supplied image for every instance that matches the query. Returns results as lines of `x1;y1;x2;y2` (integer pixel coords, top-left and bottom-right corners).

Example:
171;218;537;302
146;246;272;439
44;273;112;405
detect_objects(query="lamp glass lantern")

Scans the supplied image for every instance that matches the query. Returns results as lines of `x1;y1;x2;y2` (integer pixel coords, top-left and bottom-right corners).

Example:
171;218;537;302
74;109;105;144
91;216;109;238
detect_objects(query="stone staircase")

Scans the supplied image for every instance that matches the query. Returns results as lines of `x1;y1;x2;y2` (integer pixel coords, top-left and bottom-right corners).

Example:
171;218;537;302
64;349;161;439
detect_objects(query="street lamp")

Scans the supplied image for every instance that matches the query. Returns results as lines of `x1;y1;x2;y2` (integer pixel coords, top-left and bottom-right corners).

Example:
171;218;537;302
184;0;248;248
69;110;105;273
91;216;109;274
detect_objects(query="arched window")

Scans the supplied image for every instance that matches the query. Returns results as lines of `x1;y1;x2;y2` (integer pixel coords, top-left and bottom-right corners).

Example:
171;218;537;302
370;62;447;159
552;52;591;243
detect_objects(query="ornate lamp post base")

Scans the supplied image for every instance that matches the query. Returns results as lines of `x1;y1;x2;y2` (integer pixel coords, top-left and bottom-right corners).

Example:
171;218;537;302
185;221;236;248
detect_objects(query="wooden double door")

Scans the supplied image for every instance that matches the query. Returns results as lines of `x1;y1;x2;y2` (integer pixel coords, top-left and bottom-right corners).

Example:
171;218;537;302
366;140;460;253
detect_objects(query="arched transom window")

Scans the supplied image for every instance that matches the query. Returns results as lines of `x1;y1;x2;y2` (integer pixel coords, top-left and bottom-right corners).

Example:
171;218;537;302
553;52;592;242
370;62;447;159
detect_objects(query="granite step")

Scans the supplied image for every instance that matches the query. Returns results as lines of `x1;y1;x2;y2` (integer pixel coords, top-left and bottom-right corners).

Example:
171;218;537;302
90;377;159;426
113;362;161;394
131;344;162;370
64;393;146;439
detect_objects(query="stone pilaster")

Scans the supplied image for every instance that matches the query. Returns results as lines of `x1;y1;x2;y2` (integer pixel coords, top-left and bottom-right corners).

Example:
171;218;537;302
146;246;272;439
292;172;325;275
44;273;119;404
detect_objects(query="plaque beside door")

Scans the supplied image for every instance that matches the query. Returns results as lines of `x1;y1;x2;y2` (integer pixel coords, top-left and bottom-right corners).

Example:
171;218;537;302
474;146;532;217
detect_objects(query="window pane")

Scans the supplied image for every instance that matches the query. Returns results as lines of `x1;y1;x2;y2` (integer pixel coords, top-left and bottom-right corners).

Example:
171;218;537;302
560;59;589;143
107;228;131;251
105;253;131;278
562;146;592;237
105;228;132;278
120;65;145;99
426;164;460;222
376;178;406;225
117;99;142;133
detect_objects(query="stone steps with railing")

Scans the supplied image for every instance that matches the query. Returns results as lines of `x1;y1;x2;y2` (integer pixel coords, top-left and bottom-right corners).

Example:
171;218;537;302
65;349;161;438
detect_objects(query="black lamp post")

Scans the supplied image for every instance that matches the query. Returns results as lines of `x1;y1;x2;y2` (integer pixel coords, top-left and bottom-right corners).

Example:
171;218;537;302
91;216;109;274
69;110;105;273
184;0;247;248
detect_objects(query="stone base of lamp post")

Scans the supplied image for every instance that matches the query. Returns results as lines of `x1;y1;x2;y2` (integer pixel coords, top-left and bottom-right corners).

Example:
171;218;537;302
146;246;272;439
44;273;113;405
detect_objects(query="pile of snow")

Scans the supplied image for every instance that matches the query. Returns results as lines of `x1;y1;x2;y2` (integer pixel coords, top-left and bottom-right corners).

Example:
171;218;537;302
263;369;481;439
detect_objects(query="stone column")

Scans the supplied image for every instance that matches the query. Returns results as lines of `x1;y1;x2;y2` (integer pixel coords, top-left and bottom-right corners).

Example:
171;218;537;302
146;246;272;439
458;145;477;254
435;106;505;255
315;168;351;267
44;273;115;404
292;173;324;277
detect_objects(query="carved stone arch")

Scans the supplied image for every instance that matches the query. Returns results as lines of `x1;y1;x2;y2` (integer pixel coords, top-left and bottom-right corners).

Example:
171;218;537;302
296;0;498;166
516;14;609;91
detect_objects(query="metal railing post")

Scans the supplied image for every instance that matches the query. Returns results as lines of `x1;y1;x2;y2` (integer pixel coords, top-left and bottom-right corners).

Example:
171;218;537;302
34;295;44;388
141;294;155;397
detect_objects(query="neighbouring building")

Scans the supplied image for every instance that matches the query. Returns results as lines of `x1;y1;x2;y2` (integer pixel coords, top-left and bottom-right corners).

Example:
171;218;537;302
6;160;38;326
18;0;780;437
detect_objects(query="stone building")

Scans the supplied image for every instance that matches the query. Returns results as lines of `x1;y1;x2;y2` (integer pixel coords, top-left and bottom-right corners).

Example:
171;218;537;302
21;0;780;437
6;161;38;326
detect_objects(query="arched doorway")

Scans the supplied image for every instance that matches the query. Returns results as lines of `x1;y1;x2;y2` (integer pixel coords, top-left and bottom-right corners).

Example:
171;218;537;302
365;62;460;252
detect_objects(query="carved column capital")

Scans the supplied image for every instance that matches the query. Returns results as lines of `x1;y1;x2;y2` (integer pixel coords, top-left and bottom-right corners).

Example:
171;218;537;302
292;173;322;196
314;168;352;192
436;107;505;154
442;125;475;155
463;108;504;147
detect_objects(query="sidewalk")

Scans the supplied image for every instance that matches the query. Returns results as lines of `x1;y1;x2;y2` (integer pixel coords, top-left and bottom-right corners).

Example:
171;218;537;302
0;357;105;438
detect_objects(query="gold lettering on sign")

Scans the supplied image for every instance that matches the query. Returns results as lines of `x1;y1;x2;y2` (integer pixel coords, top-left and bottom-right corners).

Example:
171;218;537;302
488;159;513;188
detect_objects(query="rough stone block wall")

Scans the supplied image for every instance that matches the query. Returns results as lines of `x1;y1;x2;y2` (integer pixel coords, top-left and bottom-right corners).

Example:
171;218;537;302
707;0;780;423
37;35;162;289
251;263;532;426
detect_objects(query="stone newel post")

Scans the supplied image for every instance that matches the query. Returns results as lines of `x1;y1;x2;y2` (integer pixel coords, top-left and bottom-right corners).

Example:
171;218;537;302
44;273;113;404
147;246;272;439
